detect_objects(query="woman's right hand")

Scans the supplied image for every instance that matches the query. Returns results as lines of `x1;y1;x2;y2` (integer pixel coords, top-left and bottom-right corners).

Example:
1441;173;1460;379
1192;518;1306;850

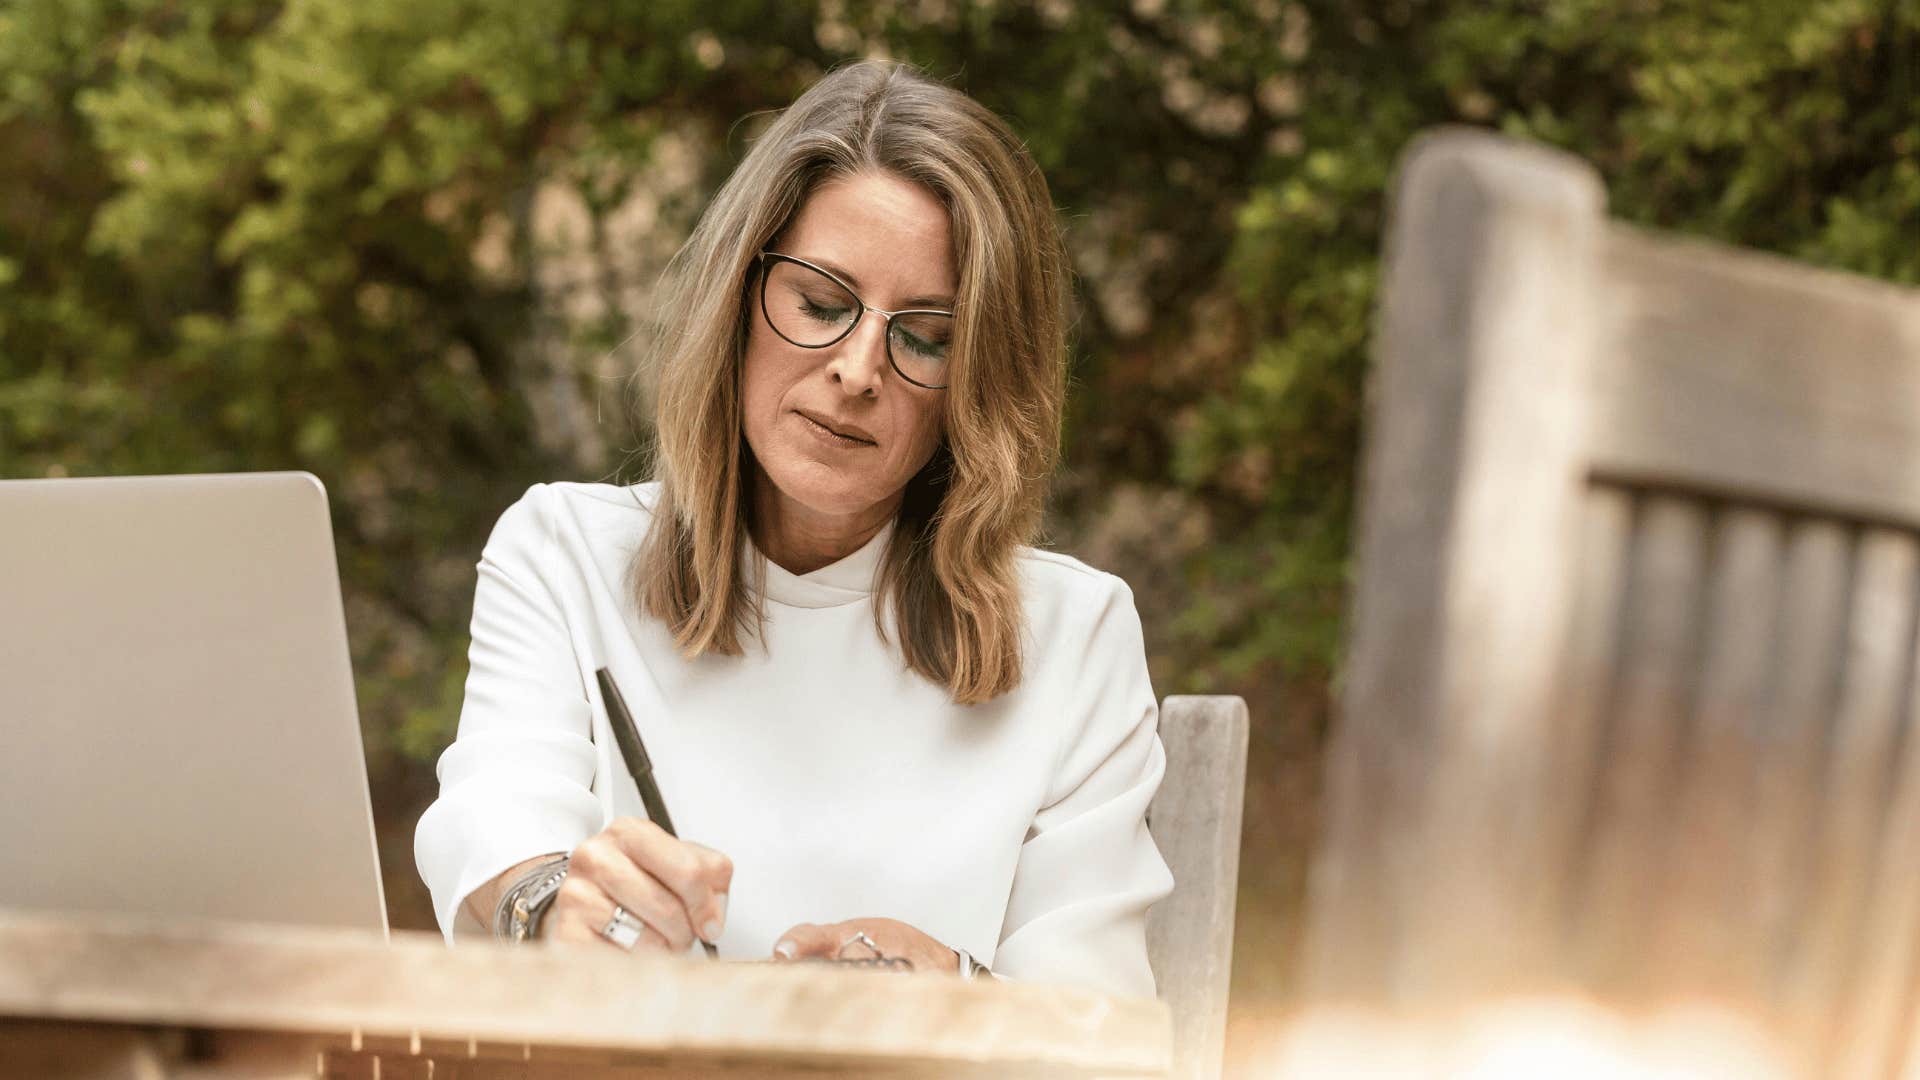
543;816;733;954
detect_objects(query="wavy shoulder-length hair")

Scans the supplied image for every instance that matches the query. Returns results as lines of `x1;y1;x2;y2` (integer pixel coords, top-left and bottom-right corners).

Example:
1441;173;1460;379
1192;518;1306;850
628;59;1069;705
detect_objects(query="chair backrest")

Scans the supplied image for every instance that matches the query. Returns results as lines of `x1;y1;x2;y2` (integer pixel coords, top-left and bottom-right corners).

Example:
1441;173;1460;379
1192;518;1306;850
1147;694;1249;1080
1303;127;1920;1073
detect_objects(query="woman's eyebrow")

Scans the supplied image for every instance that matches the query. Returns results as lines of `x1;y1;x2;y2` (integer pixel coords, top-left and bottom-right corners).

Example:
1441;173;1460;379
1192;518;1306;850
808;255;955;310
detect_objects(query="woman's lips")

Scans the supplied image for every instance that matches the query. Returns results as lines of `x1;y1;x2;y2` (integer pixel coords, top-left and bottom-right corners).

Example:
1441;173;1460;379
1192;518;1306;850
795;409;877;447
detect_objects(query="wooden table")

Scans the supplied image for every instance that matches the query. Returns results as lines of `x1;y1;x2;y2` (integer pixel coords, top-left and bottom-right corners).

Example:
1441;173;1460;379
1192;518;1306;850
0;911;1171;1078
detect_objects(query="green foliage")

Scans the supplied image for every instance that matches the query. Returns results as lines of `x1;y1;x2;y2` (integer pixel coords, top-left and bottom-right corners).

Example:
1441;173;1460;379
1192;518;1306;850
0;0;824;758
3;0;1915;787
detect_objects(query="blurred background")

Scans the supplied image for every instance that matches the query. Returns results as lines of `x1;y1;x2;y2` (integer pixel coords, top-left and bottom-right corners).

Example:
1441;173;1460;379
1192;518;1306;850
2;0;1914;1043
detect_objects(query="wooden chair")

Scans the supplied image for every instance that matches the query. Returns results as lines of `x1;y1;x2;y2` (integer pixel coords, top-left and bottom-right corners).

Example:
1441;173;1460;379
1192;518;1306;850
1303;127;1920;1075
1147;694;1250;1080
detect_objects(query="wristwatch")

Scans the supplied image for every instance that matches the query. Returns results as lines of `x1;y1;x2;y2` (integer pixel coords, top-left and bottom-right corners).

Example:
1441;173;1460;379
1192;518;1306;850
493;856;571;943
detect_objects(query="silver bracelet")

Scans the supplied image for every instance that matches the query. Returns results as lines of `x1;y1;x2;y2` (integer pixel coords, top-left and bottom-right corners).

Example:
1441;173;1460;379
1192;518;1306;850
491;855;570;941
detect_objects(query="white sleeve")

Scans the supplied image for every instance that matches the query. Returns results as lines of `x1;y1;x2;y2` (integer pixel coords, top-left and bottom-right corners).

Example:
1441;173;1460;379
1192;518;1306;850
992;576;1175;997
413;484;603;941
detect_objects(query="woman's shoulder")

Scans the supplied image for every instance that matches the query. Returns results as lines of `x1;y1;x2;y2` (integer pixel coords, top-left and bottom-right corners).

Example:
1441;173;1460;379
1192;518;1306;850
538;478;663;516
1013;547;1149;684
482;479;661;559
1014;546;1138;620
495;479;660;524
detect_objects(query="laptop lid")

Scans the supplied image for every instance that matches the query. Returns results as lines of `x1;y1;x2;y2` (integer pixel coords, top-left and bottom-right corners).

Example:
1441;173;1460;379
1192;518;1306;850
0;471;388;934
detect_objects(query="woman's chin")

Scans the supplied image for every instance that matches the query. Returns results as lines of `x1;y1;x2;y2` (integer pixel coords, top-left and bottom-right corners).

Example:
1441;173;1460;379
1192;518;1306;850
763;463;893;522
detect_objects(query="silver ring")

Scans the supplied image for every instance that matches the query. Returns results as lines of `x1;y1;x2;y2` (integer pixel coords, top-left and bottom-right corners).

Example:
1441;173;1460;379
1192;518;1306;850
839;930;882;958
601;905;645;951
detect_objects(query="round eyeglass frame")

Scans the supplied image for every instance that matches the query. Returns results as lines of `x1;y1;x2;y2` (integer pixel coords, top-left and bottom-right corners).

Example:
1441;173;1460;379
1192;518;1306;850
755;251;952;390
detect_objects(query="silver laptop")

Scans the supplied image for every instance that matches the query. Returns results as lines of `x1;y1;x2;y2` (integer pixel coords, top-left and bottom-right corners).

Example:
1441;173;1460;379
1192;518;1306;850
0;472;387;934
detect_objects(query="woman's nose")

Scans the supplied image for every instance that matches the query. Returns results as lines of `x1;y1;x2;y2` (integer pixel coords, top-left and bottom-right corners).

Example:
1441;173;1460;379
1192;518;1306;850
825;314;889;395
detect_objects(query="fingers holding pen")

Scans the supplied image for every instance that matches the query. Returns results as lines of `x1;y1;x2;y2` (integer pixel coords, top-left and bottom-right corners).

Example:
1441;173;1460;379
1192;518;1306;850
544;817;732;954
607;817;732;945
541;872;673;952
569;832;698;951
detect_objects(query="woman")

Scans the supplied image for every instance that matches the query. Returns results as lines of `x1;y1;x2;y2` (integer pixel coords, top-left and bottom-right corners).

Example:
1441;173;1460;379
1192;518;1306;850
414;59;1173;998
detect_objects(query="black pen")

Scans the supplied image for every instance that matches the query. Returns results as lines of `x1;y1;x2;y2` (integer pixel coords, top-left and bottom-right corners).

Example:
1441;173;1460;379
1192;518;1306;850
595;666;720;959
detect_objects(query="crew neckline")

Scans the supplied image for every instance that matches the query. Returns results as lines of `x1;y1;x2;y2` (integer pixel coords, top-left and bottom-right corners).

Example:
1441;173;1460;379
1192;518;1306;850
746;521;893;609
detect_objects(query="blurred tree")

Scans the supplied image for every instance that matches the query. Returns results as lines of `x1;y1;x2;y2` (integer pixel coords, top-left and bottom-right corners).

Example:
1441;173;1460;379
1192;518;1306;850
2;0;1914;1001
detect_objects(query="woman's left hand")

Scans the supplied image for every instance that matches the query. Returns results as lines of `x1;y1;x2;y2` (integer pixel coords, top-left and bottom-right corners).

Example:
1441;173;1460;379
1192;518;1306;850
770;917;957;974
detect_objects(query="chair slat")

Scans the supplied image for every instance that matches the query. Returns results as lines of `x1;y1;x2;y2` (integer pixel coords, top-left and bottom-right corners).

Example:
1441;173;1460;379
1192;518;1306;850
1833;588;1920;1078
1783;531;1920;1062
1572;494;1709;992
1542;486;1635;937
1745;520;1854;999
1646;507;1783;997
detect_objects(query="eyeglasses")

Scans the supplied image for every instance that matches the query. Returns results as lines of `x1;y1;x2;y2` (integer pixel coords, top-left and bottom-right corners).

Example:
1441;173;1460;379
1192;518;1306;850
755;251;953;390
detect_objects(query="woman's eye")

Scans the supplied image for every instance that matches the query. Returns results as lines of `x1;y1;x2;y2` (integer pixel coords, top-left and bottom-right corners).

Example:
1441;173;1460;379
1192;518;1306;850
800;297;852;324
895;327;950;359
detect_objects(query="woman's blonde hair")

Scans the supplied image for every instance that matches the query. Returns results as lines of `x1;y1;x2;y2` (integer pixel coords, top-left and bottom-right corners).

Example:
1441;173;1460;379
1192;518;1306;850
629;59;1069;705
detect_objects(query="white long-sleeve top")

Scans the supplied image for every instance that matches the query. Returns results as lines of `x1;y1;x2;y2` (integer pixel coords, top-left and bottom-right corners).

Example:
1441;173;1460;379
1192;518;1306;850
413;481;1174;997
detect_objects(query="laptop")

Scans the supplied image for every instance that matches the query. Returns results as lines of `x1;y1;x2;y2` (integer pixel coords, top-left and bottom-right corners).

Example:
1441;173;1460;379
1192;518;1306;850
0;471;388;935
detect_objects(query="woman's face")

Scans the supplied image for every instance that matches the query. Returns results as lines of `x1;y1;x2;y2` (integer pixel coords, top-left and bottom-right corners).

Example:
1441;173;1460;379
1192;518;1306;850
741;170;953;527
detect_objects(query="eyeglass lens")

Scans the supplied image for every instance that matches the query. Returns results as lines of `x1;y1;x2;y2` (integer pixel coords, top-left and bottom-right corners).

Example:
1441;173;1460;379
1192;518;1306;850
762;258;951;388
